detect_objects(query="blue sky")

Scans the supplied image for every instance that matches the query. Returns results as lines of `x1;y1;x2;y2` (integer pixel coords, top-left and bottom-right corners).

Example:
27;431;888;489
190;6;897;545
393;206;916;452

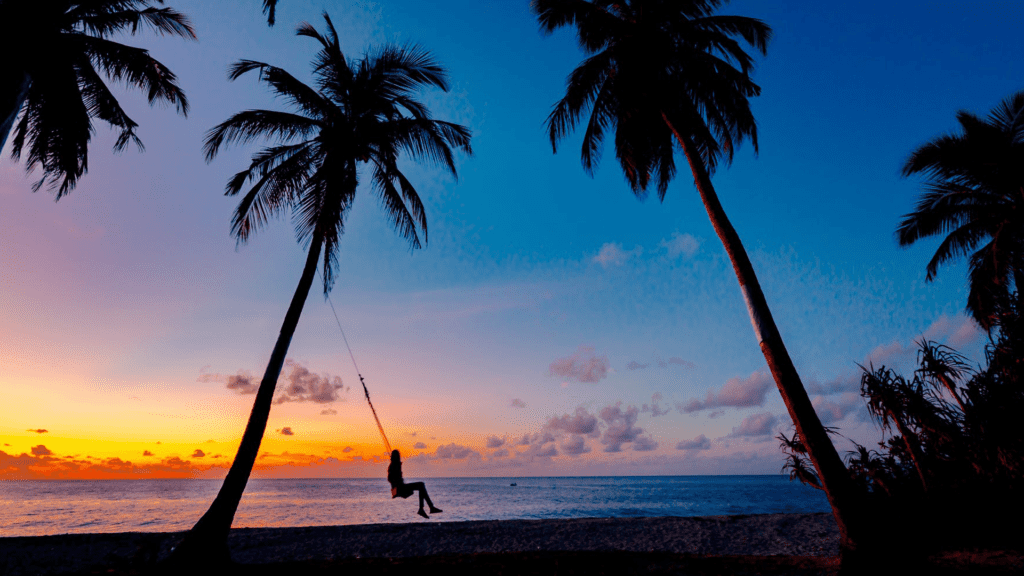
1;0;1021;478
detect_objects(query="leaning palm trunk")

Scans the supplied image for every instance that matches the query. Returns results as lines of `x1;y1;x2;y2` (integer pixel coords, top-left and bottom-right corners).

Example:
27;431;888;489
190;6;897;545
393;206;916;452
168;228;324;564
666;120;867;554
0;67;29;152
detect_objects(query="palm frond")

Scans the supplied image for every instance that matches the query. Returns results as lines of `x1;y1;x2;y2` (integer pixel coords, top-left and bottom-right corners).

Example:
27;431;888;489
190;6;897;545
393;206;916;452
76;5;196;39
203;109;321;162
547;49;613;154
77;34;189;115
74;52;143;153
263;0;278;26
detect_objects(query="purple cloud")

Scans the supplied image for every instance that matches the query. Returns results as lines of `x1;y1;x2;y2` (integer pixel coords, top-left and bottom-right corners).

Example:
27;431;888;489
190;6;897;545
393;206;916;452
599;403;644;453
549;346;609;383
545;407;599;435
676;434;711;451
560;435;591;456
678;371;773;413
729;413;778;438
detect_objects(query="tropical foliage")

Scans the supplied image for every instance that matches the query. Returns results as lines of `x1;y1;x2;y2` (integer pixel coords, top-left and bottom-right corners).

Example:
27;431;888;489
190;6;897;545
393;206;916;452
781;308;1024;551
166;13;471;564
898;90;1024;331
0;0;195;197
531;0;867;554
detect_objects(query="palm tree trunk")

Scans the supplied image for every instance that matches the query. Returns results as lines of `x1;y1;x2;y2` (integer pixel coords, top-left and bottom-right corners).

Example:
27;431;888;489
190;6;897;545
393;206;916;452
1;66;29;153
166;228;324;565
661;115;868;555
888;409;929;492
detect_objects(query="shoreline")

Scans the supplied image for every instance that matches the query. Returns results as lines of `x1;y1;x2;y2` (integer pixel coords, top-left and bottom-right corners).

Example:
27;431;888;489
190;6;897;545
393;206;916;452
1;513;839;575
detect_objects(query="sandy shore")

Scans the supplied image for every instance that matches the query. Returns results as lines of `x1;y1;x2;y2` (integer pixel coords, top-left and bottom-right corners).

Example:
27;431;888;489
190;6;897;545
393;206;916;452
0;513;839;575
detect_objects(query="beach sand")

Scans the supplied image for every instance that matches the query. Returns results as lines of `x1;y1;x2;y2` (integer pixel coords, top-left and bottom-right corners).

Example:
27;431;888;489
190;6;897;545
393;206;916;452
2;513;1020;575
1;513;837;575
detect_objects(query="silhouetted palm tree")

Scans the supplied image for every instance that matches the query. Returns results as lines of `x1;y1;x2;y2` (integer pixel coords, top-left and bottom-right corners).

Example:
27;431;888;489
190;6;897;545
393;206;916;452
898;90;1024;331
531;0;868;554
0;0;195;197
167;13;471;564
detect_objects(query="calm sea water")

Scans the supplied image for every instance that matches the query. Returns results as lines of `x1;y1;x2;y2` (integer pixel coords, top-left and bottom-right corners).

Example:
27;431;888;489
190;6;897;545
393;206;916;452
0;476;830;537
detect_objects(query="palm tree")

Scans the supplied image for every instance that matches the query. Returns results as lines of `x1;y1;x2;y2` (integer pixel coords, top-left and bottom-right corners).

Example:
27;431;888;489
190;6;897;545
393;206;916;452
166;13;470;564
0;0;195;197
531;0;869;554
897;90;1024;331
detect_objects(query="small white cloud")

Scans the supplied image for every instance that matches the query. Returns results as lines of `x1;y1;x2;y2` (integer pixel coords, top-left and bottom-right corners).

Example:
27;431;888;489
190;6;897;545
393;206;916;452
593;243;642;268
660;232;700;259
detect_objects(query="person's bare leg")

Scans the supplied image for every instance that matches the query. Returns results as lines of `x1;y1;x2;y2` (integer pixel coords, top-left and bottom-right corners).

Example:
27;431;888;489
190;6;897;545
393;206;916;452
420;484;441;513
407;482;430;518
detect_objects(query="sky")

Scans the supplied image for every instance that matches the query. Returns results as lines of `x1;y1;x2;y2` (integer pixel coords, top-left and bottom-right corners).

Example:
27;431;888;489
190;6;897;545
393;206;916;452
1;0;1021;480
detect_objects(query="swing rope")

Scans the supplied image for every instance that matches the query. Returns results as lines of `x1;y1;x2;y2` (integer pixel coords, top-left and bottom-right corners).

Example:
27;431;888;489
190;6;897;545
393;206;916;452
319;273;392;456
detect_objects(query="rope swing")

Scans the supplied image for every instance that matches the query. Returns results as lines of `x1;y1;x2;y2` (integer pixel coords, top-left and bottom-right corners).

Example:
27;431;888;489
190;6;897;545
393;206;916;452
319;272;392;456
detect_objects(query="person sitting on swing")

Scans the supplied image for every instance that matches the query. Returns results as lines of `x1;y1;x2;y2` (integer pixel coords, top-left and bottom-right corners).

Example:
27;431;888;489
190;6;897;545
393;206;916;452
387;449;442;519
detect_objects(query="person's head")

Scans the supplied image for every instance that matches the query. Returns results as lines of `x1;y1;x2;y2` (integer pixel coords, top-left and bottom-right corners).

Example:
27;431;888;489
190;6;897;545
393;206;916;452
391;449;400;463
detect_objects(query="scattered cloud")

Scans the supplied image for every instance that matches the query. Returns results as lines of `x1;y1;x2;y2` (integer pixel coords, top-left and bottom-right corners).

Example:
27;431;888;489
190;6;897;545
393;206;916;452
728;413;779;438
660;232;700;259
274;360;348;404
593;242;642;268
143;450;154;456
434;443;481;460
321;408;338;415
813;393;868;424
676;434;711;451
599;403;644;453
278;427;294;436
560;435;591;456
413;442;426;449
203;360;350;404
486;435;506;449
549;346;609;383
510;398;527;408
225;372;258;395
633;436;659;452
641;393;671;417
544;407;599;435
31;445;52;456
678;371;772;413
26;429;48;434
342;446;353;453
626;361;649;370
191;449;205;458
534;444;558;458
492;448;509;458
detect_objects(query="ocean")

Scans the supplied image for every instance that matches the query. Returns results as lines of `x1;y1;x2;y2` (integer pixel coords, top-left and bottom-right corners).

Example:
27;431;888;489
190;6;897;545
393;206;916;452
0;476;831;537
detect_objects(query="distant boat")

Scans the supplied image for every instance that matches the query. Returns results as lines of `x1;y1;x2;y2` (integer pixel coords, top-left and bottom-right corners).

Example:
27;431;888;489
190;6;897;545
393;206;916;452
510;482;517;486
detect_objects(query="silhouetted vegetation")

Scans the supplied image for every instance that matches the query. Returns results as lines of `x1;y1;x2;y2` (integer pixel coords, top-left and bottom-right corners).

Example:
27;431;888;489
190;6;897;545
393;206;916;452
782;303;1024;552
0;1;195;196
897;90;1024;331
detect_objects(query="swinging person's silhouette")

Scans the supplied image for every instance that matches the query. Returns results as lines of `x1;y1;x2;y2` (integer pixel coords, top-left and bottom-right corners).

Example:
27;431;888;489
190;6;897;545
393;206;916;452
387;450;442;518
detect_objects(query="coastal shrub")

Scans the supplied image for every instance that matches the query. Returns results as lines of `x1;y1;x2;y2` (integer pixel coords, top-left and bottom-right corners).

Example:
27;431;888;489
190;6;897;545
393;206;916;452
781;299;1024;550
